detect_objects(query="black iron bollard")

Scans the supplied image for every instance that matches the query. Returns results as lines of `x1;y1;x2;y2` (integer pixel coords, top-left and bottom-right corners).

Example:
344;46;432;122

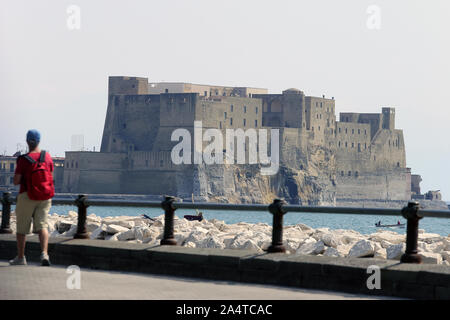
267;198;287;253
400;201;423;263
74;194;90;239
161;196;177;246
0;192;13;234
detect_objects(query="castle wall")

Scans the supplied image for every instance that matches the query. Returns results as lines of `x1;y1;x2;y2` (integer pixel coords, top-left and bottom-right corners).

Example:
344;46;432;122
62;152;126;193
101;95;161;153
305;96;336;146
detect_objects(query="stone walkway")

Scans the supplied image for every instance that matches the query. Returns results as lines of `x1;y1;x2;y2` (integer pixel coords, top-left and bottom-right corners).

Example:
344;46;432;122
0;260;395;300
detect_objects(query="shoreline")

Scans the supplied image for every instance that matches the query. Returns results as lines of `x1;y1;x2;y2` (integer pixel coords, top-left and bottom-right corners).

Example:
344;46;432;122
2;210;449;265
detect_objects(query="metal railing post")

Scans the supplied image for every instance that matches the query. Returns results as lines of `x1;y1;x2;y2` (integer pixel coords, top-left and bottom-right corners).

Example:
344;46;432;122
400;201;422;263
74;194;89;239
160;196;177;246
267;198;287;253
0;192;13;234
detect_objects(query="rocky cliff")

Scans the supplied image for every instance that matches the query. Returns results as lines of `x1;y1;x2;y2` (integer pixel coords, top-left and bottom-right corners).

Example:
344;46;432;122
193;142;337;205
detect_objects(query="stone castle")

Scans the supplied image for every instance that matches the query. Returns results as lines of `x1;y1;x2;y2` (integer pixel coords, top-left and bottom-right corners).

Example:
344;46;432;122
62;76;413;206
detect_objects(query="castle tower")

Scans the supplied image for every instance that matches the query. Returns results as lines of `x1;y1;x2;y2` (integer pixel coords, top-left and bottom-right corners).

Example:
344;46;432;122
108;76;149;96
382;107;395;130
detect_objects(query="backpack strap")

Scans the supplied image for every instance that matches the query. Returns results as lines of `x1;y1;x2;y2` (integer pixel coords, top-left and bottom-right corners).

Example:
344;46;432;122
22;154;36;164
39;150;46;163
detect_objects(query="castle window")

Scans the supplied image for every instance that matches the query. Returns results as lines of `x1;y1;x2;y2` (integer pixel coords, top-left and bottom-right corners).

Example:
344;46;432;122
318;126;321;131
352;129;354;134
345;142;347;147
230;118;233;125
364;143;367;149
243;119;246;126
256;107;258;114
312;126;314;131
397;162;400;167
341;171;344;176
320;102;323;108
230;105;233;112
358;143;361;152
204;91;208;96
338;141;341;147
255;120;258;127
165;89;168;93
316;114;319;119
123;123;127;129
348;171;352;176
351;142;354;148
345;128;348;134
219;121;222;129
358;129;360;134
320;114;322;119
339;128;341;133
244;106;247;113
355;171;359;178
224;112;227;119
365;129;367;135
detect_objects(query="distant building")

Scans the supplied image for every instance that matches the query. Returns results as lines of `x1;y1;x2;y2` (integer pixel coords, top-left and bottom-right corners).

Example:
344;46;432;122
60;76;412;205
0;153;65;193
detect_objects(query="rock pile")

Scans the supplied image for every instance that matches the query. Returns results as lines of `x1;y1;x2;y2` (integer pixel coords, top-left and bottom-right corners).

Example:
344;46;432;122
3;211;450;265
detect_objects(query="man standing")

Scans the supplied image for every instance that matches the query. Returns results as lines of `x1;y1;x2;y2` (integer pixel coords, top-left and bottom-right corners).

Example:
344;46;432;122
10;129;55;266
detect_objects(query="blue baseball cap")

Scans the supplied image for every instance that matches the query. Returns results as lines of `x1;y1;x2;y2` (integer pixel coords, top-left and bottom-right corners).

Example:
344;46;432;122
26;129;41;143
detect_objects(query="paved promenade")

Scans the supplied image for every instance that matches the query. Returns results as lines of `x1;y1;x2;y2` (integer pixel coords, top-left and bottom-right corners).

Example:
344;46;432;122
0;260;392;300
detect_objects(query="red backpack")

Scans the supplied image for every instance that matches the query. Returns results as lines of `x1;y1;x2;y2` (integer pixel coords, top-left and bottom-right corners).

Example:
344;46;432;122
22;151;55;200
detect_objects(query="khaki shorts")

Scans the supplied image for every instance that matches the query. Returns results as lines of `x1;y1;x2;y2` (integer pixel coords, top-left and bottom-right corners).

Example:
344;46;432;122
15;192;52;235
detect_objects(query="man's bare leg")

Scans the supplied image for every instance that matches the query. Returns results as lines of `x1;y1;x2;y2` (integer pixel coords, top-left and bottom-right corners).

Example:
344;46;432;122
38;229;48;254
16;233;26;259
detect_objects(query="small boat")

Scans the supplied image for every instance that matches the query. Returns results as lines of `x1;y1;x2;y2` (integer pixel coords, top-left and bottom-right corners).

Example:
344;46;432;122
184;212;204;222
184;193;204;221
375;222;405;228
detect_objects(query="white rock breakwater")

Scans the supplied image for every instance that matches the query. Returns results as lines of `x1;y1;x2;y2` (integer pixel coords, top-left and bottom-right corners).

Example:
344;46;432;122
3;211;450;265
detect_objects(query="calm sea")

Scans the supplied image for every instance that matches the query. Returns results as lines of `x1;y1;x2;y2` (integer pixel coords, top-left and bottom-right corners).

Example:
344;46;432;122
13;204;449;237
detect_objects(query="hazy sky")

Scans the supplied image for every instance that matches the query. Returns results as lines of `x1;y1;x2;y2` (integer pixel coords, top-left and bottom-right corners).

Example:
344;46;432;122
1;0;449;199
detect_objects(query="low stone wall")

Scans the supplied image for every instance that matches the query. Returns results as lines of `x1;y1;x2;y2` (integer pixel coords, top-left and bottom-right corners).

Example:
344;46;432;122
1;234;449;299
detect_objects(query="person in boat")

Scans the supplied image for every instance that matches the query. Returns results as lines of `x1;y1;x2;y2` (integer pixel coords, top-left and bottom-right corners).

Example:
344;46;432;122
397;220;401;225
376;220;381;226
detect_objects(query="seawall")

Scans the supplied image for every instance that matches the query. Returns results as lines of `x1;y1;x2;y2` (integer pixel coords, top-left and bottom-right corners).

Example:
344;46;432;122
1;234;449;299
